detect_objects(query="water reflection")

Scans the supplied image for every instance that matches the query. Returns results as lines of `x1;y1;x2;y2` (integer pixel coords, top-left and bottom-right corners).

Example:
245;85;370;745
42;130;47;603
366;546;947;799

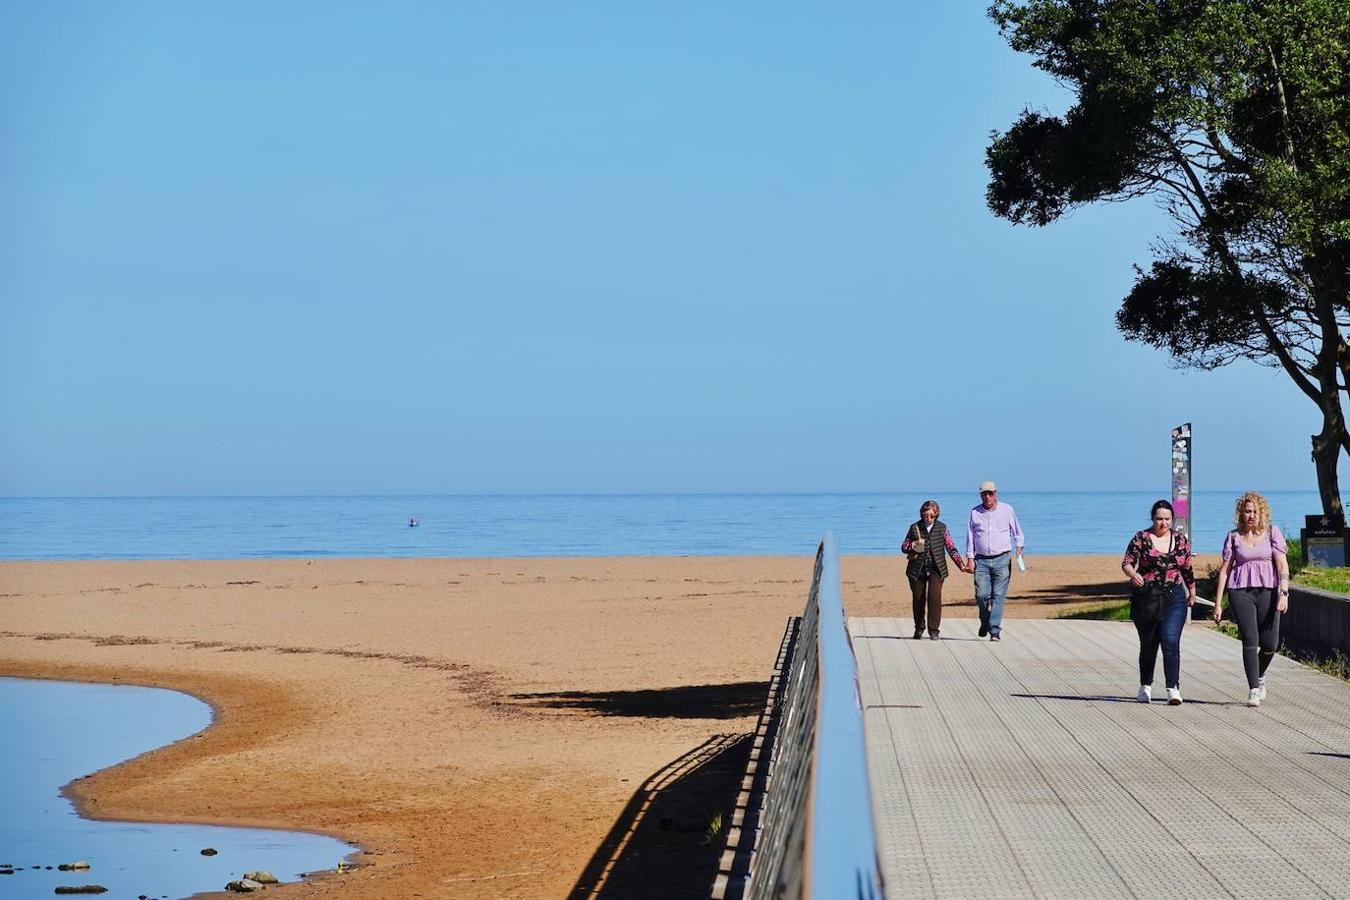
0;677;355;899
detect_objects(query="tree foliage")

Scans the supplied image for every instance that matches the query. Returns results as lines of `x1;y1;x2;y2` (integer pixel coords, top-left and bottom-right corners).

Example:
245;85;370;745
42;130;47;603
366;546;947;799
986;0;1350;514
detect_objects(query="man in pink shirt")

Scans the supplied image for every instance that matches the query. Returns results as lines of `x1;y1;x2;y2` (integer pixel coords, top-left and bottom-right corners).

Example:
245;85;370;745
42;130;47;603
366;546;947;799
965;481;1025;641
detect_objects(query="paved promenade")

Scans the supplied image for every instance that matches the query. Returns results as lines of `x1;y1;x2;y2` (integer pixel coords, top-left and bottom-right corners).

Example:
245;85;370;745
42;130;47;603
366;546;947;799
852;617;1350;899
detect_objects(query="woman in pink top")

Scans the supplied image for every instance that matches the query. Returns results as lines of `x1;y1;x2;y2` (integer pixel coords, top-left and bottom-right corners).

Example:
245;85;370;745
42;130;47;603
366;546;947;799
1213;492;1290;707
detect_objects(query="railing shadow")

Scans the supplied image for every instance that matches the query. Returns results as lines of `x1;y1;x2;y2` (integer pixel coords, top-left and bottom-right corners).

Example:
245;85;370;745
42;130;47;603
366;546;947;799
569;733;753;899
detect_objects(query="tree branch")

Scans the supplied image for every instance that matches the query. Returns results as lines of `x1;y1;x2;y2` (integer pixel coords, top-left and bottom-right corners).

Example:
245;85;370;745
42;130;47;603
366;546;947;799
1201;88;1252;173
1149;125;1324;404
1267;43;1299;171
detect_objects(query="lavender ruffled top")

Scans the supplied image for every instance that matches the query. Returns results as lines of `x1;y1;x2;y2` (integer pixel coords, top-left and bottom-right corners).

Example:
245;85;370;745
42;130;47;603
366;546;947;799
1221;524;1287;589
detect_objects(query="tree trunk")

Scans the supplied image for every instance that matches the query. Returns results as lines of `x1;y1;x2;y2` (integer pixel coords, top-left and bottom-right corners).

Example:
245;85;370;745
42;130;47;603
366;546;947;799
1311;375;1346;520
1308;273;1347;521
1311;427;1344;520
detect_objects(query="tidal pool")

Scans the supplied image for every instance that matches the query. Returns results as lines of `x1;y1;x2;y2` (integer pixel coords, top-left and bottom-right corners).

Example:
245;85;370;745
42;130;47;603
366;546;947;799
0;676;356;898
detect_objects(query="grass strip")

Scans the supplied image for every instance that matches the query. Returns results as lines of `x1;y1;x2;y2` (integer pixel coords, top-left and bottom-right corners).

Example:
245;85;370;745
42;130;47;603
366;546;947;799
1210;621;1350;682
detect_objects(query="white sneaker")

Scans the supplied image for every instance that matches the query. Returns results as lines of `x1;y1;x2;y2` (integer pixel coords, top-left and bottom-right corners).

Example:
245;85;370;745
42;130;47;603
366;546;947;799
1166;687;1183;706
1257;677;1266;701
1247;688;1261;707
1137;685;1152;703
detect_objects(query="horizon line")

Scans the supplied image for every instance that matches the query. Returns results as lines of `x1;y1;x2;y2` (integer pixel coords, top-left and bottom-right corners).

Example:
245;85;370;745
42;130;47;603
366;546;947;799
0;488;1322;501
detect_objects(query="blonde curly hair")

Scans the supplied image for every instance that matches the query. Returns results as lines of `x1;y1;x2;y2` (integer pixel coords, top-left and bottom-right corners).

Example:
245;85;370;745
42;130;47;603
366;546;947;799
1233;491;1271;533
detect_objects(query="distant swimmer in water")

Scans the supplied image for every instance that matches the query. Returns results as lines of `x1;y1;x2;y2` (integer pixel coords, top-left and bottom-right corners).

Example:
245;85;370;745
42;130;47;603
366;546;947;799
409;517;419;527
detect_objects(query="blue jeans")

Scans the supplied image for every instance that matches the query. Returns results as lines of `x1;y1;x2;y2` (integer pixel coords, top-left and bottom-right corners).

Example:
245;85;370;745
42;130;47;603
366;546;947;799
1134;584;1188;688
974;552;1011;636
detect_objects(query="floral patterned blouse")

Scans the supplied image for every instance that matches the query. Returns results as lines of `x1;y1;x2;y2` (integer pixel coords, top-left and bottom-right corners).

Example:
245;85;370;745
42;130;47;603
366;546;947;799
1122;529;1196;588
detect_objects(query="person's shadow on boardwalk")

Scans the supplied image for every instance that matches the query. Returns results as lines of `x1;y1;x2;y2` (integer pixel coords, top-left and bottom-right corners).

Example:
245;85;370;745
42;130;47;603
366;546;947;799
1011;692;1237;706
853;634;985;642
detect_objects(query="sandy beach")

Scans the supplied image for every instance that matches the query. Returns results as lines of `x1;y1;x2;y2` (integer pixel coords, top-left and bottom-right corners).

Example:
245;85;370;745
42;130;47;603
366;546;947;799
0;553;1213;898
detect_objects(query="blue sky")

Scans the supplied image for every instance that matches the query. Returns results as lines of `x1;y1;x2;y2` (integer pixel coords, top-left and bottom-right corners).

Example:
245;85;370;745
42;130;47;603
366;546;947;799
0;2;1322;496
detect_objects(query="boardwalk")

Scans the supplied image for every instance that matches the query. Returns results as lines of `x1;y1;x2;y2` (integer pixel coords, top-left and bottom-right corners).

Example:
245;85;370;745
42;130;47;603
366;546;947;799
853;618;1350;899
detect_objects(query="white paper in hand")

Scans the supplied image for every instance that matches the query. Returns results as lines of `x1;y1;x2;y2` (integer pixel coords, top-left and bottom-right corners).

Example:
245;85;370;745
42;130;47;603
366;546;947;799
1016;555;1026;573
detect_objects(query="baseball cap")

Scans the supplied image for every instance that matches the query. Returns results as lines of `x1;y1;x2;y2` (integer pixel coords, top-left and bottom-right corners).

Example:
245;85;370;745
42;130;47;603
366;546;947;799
979;481;997;493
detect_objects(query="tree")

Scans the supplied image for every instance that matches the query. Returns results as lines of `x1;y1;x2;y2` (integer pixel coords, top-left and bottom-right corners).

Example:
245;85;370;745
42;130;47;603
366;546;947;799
985;0;1350;517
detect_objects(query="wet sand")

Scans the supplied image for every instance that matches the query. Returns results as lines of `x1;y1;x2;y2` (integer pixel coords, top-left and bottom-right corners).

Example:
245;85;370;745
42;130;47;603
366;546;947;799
0;554;1204;898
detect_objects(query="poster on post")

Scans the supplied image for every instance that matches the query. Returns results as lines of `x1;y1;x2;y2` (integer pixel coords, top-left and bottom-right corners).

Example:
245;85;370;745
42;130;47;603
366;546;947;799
1171;423;1192;538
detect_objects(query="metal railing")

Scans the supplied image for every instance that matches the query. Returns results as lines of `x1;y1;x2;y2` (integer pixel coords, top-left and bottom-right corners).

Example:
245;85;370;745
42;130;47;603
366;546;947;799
715;532;883;900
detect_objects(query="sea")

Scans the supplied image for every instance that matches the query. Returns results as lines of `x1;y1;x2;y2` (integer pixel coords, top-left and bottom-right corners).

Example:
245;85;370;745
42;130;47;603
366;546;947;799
0;492;1323;561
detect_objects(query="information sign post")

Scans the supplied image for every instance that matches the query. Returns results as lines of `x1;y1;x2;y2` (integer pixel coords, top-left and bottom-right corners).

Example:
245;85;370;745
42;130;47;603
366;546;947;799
1170;423;1192;539
1301;514;1349;568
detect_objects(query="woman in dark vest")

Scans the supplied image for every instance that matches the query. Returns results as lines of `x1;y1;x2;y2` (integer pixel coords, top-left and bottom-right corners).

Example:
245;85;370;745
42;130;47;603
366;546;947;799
901;500;968;640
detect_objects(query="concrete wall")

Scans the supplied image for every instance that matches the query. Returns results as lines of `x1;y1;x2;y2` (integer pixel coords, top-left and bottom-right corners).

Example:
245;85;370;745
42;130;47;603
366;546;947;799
1284;584;1350;657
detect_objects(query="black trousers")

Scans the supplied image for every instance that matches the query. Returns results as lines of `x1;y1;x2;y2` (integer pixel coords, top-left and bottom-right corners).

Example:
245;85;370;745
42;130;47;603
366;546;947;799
908;571;943;634
1228;586;1280;688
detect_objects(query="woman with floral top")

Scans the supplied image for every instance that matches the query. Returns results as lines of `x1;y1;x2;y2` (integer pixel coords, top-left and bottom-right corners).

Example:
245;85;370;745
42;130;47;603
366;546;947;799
900;500;968;640
1212;492;1289;707
1121;499;1197;705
